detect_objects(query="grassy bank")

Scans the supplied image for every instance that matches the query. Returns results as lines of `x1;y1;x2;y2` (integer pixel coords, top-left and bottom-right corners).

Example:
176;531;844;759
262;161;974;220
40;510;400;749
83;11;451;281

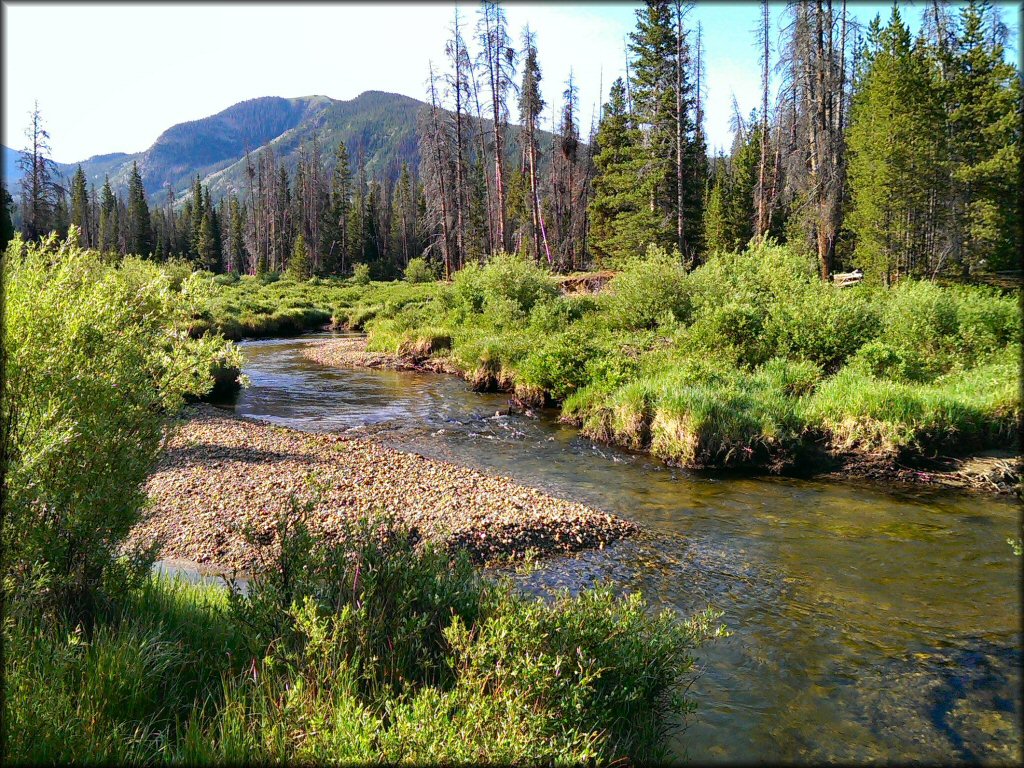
182;267;441;340
280;244;1019;472
6;513;723;765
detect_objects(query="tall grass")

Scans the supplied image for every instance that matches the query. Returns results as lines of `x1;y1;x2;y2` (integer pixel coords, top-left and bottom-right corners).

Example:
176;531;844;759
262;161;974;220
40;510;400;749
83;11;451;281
5;512;724;765
350;245;1019;469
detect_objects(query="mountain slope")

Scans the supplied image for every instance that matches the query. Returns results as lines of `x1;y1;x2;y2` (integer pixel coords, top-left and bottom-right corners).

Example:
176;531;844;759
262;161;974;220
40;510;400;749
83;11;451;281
10;91;564;204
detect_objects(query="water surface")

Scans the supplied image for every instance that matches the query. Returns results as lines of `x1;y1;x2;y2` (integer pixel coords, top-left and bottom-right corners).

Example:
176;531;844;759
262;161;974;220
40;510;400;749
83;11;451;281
229;334;1022;764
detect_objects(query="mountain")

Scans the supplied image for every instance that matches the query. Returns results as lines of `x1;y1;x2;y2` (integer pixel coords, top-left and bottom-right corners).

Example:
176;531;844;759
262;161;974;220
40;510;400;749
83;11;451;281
7;91;561;205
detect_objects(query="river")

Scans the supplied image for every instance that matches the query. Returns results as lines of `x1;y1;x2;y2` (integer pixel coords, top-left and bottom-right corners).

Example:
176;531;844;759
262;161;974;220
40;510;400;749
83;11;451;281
224;333;1021;764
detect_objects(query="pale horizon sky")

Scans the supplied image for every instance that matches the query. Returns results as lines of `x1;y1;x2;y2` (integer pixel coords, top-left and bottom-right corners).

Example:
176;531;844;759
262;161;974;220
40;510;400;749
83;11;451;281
2;1;1019;165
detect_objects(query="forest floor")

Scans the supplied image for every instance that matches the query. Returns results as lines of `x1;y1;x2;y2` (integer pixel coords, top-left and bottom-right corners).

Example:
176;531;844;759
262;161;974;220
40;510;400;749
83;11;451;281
132;404;636;573
302;336;1021;497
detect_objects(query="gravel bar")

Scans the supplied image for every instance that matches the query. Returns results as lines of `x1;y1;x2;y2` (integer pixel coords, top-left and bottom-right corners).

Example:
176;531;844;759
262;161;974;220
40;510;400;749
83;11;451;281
303;337;460;376
133;404;637;571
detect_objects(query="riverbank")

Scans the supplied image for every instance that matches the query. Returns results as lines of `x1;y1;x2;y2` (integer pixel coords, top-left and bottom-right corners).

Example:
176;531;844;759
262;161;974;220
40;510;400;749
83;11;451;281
132;404;636;571
301;336;1021;496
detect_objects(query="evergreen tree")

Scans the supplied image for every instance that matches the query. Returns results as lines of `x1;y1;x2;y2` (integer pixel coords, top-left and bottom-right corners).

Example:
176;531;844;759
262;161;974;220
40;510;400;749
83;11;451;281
348;153;368;270
723;117;761;250
703;167;728;253
52;188;70;240
229;197;247;273
325;140;352;275
847;8;947;284
190;175;204;261
946;0;1020;272
70;165;91;247
288;233;312;280
98;177;116;254
126;161;152;256
0;182;15;252
203;187;222;271
390;162;417;266
588;78;658;266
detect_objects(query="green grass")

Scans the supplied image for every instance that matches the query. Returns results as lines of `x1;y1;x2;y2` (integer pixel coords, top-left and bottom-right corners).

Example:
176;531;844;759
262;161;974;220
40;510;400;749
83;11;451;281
352;244;1019;468
182;243;1020;469
5;517;724;765
181;272;442;340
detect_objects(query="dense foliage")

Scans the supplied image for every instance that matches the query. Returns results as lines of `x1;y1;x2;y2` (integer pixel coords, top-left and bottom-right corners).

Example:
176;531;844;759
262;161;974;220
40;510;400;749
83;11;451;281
357;245;1019;468
2;231;241;619
6;506;722;764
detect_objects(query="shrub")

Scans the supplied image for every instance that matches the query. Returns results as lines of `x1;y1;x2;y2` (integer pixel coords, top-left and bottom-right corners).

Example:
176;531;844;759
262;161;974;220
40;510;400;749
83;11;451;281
212;271;240;285
452;252;558;318
2;234;241;618
404;257;435;283
517;327;599;401
352;263;372;285
607;245;691;330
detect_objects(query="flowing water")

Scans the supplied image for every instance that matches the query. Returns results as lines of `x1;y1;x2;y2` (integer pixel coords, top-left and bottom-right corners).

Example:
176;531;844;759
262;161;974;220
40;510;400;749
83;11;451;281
226;334;1021;764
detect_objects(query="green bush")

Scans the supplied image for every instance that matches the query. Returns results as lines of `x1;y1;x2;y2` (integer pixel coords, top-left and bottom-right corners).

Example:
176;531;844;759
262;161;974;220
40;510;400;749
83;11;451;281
352;263;372;285
517;327;600;401
2;233;241;618
607;245;691;330
404;256;435;283
453;252;558;318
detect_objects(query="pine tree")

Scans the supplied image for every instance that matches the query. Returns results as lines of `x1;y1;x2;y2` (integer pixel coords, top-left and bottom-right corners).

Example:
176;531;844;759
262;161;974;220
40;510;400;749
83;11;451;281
0;183;14;251
946;0;1020;272
847;8;946;284
348;152;368;270
53;188;70;240
127;161;152;256
98;177;116;254
703;166;728;253
325;140;352;275
229;197;247;273
203;187;222;271
190;176;204;261
70;165;91;247
588;77;658;266
288;233;312;280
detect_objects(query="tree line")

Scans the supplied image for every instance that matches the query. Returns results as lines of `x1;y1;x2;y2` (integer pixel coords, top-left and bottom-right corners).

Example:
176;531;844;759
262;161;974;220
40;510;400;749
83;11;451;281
702;0;1018;283
4;0;1018;284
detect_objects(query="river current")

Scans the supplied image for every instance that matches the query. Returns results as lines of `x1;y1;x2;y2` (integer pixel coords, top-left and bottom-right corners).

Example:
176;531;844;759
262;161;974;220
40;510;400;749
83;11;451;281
222;334;1021;764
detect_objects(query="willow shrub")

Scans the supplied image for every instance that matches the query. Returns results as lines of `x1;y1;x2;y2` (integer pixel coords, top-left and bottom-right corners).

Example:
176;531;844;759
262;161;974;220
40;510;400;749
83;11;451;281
6;510;724;765
1;231;241;618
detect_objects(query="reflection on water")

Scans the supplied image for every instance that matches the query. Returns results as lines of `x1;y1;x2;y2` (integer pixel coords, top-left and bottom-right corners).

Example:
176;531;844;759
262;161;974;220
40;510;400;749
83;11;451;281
227;334;1022;764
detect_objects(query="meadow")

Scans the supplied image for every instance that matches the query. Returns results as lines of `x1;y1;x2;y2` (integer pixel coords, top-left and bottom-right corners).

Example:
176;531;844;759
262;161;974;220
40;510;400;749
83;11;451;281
191;247;1021;472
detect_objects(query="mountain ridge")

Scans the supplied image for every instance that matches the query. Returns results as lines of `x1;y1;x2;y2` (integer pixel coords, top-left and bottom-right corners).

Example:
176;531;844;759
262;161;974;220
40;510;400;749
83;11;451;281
3;90;557;205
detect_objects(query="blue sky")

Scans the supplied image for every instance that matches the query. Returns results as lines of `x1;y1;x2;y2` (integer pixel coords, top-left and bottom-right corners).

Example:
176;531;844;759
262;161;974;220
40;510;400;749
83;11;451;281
2;1;1019;163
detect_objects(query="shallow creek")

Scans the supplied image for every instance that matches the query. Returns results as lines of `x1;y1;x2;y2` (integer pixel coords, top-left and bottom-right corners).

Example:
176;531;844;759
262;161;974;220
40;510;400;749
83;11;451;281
206;333;1021;763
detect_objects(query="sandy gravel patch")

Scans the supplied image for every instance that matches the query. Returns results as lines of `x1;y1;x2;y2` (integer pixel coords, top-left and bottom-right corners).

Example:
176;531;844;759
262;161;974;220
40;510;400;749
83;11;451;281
132;405;636;571
303;337;460;376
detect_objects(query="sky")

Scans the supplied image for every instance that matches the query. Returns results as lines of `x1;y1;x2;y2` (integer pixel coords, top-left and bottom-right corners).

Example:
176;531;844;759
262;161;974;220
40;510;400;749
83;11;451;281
2;1;1019;164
